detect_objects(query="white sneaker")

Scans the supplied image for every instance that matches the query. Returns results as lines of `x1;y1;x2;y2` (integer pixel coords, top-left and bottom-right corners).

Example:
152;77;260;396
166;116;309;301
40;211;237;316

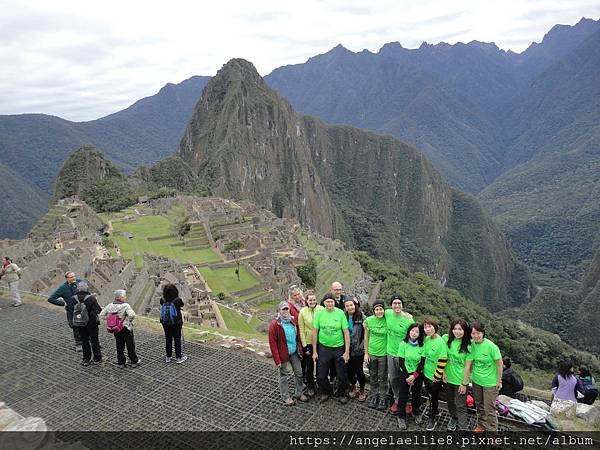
164;356;172;363
175;355;188;364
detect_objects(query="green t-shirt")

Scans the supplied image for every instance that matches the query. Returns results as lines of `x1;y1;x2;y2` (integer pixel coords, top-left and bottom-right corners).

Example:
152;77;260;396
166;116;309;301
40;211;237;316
313;307;348;348
423;335;448;380
384;309;413;355
397;341;423;373
466;338;502;387
364;315;387;357
442;334;470;385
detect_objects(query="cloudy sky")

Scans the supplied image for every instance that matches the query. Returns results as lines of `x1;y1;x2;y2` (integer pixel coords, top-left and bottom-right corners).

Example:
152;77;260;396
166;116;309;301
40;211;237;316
1;0;599;121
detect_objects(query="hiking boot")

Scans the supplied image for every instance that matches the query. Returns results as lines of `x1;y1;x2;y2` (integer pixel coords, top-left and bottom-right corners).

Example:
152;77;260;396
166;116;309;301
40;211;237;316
81;360;90;367
284;398;295;406
164;356;172;363
390;402;399;415
92;359;102;365
358;389;367;402
307;388;316;397
117;364;126;369
397;418;407;430
414;414;424;425
426;415;438;431
11;303;23;307
130;362;139;368
473;424;486;433
319;395;331;404
447;417;458;431
338;395;349;404
348;386;358;399
367;395;378;409
376;397;387;411
297;394;309;402
74;345;82;352
175;355;188;364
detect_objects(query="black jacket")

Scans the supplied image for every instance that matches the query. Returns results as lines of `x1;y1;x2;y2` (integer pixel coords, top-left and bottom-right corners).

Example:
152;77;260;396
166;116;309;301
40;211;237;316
71;290;101;328
500;367;521;398
347;312;365;357
320;294;347;310
159;297;185;325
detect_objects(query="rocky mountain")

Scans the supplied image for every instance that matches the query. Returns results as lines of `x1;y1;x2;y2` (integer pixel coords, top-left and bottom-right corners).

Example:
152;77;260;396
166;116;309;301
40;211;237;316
178;58;533;311
0;76;209;237
518;247;600;356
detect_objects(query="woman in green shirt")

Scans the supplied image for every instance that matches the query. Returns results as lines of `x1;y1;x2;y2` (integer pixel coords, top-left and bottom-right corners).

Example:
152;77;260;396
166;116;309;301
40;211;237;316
396;322;425;430
364;299;388;410
460;322;503;432
421;317;448;431
442;319;471;431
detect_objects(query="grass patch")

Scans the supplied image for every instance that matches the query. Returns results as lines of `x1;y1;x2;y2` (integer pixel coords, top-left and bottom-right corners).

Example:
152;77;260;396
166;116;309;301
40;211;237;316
218;304;258;334
257;299;280;310
199;266;259;296
134;254;145;268
110;214;222;264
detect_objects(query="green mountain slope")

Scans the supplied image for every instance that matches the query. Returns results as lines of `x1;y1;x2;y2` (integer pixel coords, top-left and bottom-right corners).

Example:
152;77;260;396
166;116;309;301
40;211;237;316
0;162;49;239
481;29;600;289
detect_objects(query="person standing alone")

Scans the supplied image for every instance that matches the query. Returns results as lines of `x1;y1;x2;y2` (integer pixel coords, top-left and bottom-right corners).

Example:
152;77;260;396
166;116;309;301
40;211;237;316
1;257;22;307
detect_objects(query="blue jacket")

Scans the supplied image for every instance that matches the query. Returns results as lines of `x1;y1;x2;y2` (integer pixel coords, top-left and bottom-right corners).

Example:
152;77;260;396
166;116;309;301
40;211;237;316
47;279;80;307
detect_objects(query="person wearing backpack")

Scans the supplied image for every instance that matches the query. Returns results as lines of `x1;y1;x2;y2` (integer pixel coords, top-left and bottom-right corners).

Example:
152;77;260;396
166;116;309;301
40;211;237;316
47;271;83;352
1;256;22;307
159;283;187;364
71;281;102;366
99;289;139;368
500;357;524;398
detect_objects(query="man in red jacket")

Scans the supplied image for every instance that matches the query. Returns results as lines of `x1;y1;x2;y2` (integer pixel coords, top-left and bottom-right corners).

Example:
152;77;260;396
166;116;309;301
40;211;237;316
268;301;307;405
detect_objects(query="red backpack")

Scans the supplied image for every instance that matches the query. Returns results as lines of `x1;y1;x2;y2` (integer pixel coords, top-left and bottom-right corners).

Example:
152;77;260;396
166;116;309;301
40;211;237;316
106;312;124;333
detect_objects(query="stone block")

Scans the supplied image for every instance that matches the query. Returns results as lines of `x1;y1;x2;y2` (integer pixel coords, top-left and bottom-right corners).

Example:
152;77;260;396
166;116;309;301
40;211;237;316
0;408;22;430
550;399;577;418
497;394;512;405
529;400;550;412
576;403;600;426
5;417;47;432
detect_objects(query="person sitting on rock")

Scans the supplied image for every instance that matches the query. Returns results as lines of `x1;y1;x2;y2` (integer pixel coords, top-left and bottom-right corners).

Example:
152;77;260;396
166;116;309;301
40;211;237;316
268;301;307;405
47;271;83;352
500;356;524;398
1;256;22;307
551;360;585;403
577;366;598;405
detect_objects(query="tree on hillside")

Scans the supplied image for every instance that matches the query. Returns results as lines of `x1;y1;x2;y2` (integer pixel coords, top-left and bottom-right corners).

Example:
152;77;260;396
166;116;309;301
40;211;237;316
224;240;244;281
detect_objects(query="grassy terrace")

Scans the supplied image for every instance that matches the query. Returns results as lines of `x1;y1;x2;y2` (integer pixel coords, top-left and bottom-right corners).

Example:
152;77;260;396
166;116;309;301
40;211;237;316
199;266;260;296
217;304;262;334
110;215;221;264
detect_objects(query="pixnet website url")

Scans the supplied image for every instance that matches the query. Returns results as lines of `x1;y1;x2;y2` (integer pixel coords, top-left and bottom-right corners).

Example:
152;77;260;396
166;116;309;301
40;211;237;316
288;434;596;448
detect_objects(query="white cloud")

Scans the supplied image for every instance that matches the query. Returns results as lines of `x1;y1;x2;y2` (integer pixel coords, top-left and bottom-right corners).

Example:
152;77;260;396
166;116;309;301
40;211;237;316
0;0;598;121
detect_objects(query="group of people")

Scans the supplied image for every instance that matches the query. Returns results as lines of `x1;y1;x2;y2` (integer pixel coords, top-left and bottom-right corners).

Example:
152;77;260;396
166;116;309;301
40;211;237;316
46;271;187;367
270;282;518;432
552;361;598;405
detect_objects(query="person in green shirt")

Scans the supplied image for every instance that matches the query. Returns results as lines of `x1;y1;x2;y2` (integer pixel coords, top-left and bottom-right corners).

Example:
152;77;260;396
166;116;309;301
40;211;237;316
396;322;425;430
442;318;471;431
312;293;350;404
421;317;448;431
460;322;503;432
385;294;413;415
364;299;388;410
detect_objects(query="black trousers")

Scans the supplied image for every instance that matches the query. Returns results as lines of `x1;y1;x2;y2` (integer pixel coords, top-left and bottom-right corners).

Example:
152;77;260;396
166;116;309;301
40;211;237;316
347;354;366;389
114;328;138;365
424;377;444;417
163;324;183;359
79;325;102;362
398;374;424;418
316;344;347;396
303;345;316;390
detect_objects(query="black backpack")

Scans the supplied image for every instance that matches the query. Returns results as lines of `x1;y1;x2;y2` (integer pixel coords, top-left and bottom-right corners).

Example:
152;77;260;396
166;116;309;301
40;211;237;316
512;372;524;392
72;295;92;327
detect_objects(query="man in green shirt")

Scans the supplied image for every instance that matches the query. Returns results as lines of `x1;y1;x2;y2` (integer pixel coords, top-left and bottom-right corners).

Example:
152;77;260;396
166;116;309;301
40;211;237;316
312;293;350;403
385;294;413;415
